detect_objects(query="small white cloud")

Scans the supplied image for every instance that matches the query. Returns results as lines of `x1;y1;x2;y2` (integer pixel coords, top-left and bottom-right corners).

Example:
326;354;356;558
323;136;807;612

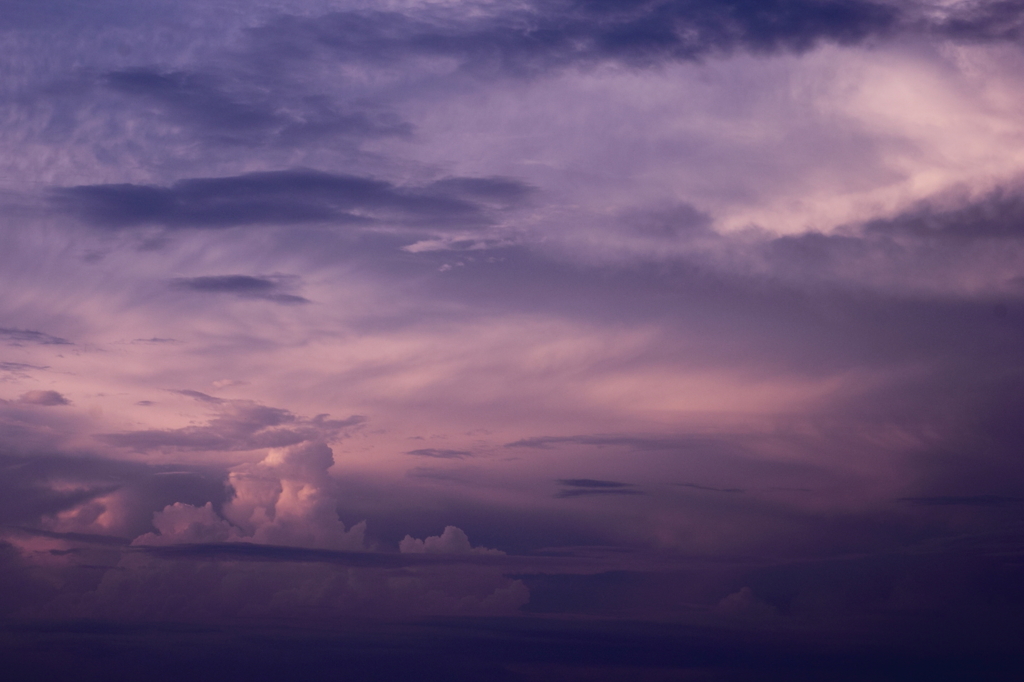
399;525;504;555
132;502;240;545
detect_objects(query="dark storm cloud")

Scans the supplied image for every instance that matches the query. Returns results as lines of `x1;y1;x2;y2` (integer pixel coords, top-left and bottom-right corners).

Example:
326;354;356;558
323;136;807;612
171;275;309;304
99;399;365;453
53;169;531;230
260;0;900;77
405;448;473;459
103;68;411;145
0;328;71;345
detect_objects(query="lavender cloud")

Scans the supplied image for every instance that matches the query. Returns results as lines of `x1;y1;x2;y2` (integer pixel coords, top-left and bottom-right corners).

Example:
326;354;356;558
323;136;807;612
99;397;364;454
399;525;504;555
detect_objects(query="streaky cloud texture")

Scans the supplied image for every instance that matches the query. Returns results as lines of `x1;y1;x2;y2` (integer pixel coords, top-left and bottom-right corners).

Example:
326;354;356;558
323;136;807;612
52;169;530;230
2;0;1024;679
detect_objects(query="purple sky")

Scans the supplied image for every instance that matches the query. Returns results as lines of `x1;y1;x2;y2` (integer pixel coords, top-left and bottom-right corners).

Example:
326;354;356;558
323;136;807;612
2;1;1024;678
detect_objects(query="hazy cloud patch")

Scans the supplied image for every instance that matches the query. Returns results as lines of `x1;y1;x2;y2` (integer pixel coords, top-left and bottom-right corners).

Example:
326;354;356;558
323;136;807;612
99;399;365;454
507;434;724;451
862;187;1024;241
558;478;633;488
554;478;645;498
173;389;225;404
898;495;1021;507
555;488;646;498
171;275;310;304
0;327;72;346
18;390;70;406
103;68;412;145
53;169;530;231
0;362;48;378
679;482;744;494
258;0;901;78
405;448;473;459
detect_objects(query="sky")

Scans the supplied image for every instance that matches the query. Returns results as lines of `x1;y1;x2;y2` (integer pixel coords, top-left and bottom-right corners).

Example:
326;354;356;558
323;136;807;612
2;0;1024;679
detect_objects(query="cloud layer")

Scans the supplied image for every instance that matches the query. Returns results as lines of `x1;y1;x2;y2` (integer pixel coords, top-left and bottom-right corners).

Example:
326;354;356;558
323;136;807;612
2;1;1024;677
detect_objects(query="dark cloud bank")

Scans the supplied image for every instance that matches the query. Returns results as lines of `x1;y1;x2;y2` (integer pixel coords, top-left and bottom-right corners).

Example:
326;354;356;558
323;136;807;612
255;0;900;76
247;0;1024;79
53;170;532;230
103;67;412;145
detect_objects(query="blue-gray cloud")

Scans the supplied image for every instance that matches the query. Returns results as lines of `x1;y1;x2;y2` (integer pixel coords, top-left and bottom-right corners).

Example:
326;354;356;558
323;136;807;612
53;169;532;230
99;399;365;453
256;0;901;78
555;478;643;497
18;390;70;406
679;482;745;493
0;328;71;346
405;449;474;459
103;68;412;145
171;275;309;304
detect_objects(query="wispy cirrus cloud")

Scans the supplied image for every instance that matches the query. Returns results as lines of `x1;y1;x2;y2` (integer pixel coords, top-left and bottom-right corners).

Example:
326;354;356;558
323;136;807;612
0;328;71;346
99;399;364;454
